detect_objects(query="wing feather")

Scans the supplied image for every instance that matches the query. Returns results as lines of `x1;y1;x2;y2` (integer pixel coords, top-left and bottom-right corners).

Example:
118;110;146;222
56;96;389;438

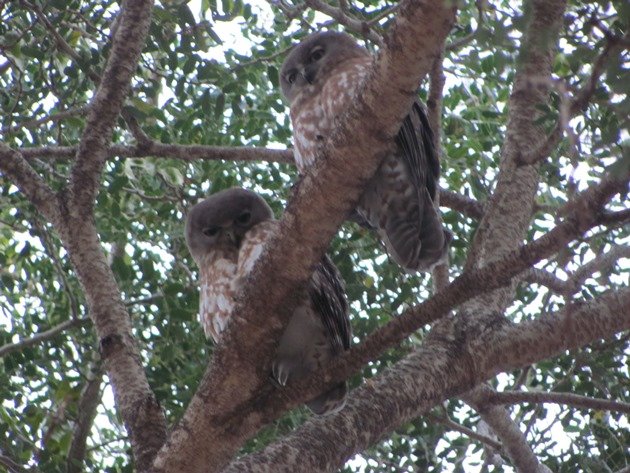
309;255;351;353
395;100;439;201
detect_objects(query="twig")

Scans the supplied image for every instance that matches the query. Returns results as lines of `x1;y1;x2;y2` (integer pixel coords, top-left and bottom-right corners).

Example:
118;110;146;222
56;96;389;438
440;188;485;219
0;318;91;358
465;384;548;473
521;267;570;294
522;245;630;298
426;50;450;292
67;360;104;473
366;2;404;26
230;45;294;71
446;0;485;52
304;0;382;44
0;453;36;473
427;413;502;450
487;390;630;415
33;218;81;319
1;105;89;134
519;31;629;165
571;245;630;287
0;144;61;226
21;0;102;83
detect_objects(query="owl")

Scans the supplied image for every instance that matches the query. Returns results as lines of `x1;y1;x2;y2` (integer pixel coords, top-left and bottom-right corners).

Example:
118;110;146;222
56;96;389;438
280;31;451;273
185;187;351;414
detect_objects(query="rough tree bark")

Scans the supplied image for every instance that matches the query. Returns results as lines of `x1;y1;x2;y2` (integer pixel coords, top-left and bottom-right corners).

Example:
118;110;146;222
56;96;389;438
2;0;628;471
151;1;458;471
0;1;167;471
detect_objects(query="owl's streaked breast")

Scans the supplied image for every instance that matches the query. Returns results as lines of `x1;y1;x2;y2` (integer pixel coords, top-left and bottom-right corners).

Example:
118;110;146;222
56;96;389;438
199;250;238;343
290;56;372;172
237;221;277;275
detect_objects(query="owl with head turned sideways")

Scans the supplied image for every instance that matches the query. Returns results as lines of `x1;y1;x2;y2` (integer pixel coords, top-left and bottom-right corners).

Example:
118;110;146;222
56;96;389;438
185;187;352;415
280;30;452;273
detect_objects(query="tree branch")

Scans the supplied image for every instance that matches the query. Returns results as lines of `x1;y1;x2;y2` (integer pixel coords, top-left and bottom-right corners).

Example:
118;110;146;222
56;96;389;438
304;0;382;44
1;105;89;134
21;1;170;470
465;384;548;473
426;49;450;291
67;361;104;473
20;143;294;164
0;453;36;473
244;168;627;418
522;244;630;296
0;144;61;226
486;389;630;415
464;0;568;310
224;286;630;472
427;413;502;450
518;30;629;166
439;188;485;219
0;318;90;358
67;0;154;214
151;1;458;471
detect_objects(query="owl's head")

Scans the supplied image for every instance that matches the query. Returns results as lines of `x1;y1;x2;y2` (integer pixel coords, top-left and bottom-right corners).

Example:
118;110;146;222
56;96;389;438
280;31;369;103
185;188;274;261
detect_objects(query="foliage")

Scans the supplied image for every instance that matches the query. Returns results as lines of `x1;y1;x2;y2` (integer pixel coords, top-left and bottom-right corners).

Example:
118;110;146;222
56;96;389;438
0;0;628;471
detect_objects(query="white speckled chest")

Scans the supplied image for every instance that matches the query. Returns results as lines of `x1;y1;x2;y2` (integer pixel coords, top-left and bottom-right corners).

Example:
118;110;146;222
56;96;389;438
290;56;372;172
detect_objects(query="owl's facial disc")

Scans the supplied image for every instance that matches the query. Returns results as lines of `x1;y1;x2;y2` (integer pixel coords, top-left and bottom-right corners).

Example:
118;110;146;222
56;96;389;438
185;187;273;262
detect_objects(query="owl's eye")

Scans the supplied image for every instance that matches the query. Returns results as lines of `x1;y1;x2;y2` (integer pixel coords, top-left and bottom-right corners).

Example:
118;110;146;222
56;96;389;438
203;226;220;237
309;47;325;62
287;72;298;84
235;211;251;225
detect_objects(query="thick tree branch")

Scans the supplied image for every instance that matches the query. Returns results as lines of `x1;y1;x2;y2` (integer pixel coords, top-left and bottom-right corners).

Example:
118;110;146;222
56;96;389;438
151;2;458;472
225;287;630;472
465;0;569;313
242;170;628;421
67;0;153;214
487;389;630;415
8;1;170;470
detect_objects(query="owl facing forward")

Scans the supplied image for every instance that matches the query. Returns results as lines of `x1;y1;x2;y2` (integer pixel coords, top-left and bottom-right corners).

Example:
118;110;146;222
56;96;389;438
185;187;351;415
280;31;451;273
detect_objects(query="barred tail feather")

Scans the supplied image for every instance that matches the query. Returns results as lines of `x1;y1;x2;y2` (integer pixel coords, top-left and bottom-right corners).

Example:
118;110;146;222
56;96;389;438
306;381;348;415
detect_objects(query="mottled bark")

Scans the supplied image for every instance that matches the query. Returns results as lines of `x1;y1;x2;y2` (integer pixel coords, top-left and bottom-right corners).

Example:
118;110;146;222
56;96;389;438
216;173;627;422
224;288;630;472
151;1;457;472
465;0;569;312
0;1;166;470
458;0;568;468
466;385;548;473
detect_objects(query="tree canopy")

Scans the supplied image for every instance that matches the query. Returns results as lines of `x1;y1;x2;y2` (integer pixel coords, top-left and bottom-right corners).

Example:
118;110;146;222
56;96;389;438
1;0;629;472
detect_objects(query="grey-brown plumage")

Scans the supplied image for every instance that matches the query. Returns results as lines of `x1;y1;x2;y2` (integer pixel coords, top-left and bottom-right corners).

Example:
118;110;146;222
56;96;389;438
280;31;451;272
185;187;351;414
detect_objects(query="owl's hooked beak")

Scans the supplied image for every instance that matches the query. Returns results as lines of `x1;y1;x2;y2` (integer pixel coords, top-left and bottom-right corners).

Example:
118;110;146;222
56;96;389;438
302;67;316;85
224;228;238;246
